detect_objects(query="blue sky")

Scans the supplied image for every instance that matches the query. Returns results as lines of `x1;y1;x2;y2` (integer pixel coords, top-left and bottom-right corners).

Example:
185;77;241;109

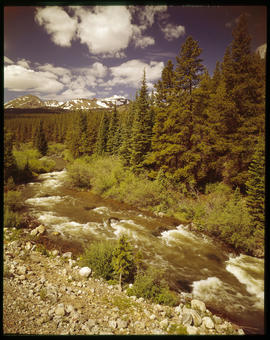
4;5;266;103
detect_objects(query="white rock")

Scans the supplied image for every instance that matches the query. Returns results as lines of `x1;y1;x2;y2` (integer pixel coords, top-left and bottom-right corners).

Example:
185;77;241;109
191;299;206;313
186;325;198;335
160;319;169;329
55;304;65;316
202;316;215;329
79;267;92;278
62;252;72;259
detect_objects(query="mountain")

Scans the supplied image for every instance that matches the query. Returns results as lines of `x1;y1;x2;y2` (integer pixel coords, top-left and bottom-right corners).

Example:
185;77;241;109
4;94;130;111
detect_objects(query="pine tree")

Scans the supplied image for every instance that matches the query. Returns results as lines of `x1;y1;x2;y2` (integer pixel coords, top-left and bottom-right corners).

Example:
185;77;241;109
34;121;48;156
219;13;265;189
130;70;153;170
246;136;265;235
95;112;109;155
4;128;17;181
107;105;120;155
112;235;134;292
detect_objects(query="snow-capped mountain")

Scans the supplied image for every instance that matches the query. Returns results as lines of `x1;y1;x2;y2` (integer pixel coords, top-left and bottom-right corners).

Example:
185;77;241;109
4;94;130;111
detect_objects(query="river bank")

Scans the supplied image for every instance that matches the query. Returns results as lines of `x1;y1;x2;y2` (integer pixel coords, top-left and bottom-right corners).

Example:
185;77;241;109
3;224;246;335
4;155;264;334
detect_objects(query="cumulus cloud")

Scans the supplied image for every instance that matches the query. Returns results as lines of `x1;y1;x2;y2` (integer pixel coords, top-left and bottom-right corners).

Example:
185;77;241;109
34;5;173;57
4;64;64;93
35;6;77;47
108;59;164;88
4;56;14;64
161;23;185;41
72;6;133;57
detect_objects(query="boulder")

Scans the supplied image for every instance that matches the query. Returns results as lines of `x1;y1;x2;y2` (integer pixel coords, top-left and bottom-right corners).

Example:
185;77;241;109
79;267;92;278
191;299;206;313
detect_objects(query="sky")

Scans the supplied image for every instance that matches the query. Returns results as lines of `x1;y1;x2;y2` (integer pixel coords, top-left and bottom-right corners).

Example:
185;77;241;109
4;4;267;103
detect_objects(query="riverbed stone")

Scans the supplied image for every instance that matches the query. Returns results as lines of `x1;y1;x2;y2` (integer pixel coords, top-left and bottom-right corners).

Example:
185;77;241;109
181;312;193;326
191;299;206;313
79;267;92;278
202;316;215;329
55;304;66;316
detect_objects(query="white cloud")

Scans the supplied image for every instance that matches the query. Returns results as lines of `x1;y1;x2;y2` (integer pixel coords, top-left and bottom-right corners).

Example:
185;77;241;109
35;6;77;47
34;6;172;57
161;23;185;41
17;59;31;69
73;6;133;56
4;64;64;93
108;59;164;88
4;56;14;64
130;5;167;28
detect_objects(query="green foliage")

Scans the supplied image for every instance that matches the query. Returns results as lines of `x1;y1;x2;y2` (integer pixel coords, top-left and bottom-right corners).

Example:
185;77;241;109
127;267;179;306
4;190;23;211
112;235;136;289
47;143;66;156
34;121;48;156
246;136;265;245
78;240;117;280
4;207;22;228
4;128;17;181
168;324;188;335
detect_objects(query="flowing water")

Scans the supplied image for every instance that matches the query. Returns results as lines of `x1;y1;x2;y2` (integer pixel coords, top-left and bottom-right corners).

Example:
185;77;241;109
21;169;264;334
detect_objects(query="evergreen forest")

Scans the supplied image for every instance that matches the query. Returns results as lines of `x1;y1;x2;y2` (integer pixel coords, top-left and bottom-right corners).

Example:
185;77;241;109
4;15;265;257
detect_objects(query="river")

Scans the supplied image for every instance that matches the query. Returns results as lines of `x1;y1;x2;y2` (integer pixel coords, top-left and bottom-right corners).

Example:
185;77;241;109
21;168;264;334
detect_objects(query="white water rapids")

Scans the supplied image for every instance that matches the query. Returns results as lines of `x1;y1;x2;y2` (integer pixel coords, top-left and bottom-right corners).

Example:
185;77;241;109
22;169;264;334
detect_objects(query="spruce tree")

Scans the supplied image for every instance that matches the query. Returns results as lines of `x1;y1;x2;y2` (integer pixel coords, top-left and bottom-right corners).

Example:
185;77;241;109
4;128;17;181
220;13;265;189
107;105;120;155
246;136;265;235
95;112;109;155
112;235;134;292
34;121;48;156
130;70;153;170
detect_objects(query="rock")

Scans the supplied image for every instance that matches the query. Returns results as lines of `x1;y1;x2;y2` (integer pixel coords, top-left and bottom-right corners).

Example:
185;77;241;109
79;267;92;278
52;231;60;236
181;312;193;326
65;304;75;315
17;265;27;275
51;249;59;256
191;299;206;313
36;225;46;234
117;318;128;329
25;241;32;251
109;320;117;329
175;305;182;314
202;316;215;329
160;319;169;329
186;325;198;335
189;309;202;327
62;252;72;259
55;303;66;316
237;328;245;335
150;314;156;320
213;315;222;325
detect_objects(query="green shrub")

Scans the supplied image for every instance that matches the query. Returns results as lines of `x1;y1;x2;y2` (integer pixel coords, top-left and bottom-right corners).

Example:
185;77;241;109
4;190;23;211
127;267;178;306
78;240;117;280
48;143;66;156
4;207;22;228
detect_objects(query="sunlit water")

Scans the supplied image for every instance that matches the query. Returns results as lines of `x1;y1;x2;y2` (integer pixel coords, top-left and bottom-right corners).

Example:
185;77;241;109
22;169;264;334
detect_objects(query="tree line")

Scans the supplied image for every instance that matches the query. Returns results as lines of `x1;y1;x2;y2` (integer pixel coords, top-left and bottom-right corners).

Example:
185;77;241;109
4;14;265;248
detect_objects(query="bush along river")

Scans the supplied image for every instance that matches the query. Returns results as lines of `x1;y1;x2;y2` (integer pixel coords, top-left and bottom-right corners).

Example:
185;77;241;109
20;167;264;334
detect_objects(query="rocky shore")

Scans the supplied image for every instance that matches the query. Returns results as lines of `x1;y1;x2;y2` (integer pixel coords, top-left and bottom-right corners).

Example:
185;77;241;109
3;224;245;335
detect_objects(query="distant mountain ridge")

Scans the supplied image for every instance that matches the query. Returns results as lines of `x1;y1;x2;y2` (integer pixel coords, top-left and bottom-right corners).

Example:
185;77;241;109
4;94;130;111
